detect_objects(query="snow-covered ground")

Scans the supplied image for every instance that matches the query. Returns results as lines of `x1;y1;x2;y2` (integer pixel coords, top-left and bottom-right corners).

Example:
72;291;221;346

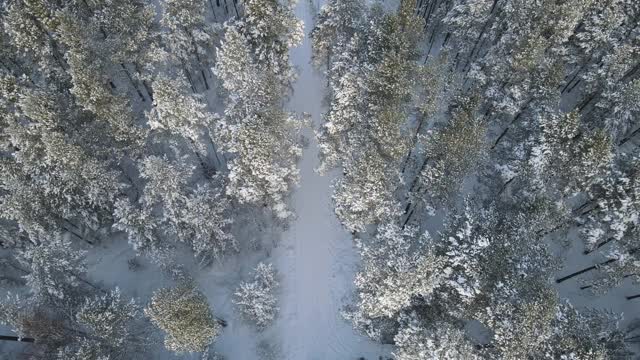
269;1;391;359
82;1;391;358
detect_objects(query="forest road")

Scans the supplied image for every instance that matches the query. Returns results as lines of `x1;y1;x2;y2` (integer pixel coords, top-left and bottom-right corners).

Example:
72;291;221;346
273;0;391;359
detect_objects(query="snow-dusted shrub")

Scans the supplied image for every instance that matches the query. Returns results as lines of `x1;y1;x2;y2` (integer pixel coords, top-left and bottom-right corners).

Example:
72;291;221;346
233;262;279;328
145;284;220;353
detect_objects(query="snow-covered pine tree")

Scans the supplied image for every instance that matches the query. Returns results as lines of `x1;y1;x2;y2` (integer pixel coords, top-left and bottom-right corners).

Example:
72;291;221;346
17;236;87;303
317;0;426;231
410;95;486;209
310;0;366;69
145;283;220;353
161;0;219;90
393;312;480;360
112;198;159;253
346;223;444;339
56;9;146;151
2;0;68;78
147;74;218;173
531;110;613;197
233;262;279;328
0;84;125;241
59;288;144;359
136;155;235;262
214;2;304;219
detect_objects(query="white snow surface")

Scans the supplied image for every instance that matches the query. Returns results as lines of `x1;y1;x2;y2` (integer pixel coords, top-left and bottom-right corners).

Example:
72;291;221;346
269;1;391;359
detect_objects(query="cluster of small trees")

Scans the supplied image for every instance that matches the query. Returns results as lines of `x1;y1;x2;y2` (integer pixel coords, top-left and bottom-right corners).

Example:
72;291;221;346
0;236;221;358
313;0;640;358
1;0;303;357
0;237;148;359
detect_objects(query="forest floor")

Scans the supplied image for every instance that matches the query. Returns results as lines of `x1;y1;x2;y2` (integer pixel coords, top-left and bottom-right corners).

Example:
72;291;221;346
78;1;389;359
267;0;391;359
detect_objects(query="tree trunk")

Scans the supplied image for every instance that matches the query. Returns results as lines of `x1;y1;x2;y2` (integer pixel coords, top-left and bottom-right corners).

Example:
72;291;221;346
201;69;210;90
402;207;415;228
584;237;615;255
619;126;640;147
182;64;197;93
561;62;587;94
208;0;218;20
215;317;227;327
120;64;146;101
232;0;240;17
206;134;225;170
555;258;617;283
402;115;427;174
189;138;213;177
582;274;635;290
491;99;530;149
0;335;34;343
496;177;515;196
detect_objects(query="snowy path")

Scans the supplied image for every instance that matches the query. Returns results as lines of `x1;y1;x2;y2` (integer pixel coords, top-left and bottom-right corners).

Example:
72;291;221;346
272;1;390;359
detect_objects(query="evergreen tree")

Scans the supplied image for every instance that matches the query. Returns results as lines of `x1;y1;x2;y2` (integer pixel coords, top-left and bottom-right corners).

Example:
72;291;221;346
59;288;144;359
145;283;220;353
17;236;87;303
214;3;304;219
136;156;235;262
233;262;279;328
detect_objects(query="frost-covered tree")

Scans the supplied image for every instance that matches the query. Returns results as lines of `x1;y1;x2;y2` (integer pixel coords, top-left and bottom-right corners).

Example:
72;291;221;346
148;75;214;145
530;110;613;196
137;156;235;262
410;96;486;208
56;10;146;150
59;288;144;359
17;236;87;302
145;283;220;353
147;75;218;172
310;0;365;68
317;1;426;231
333;151;402;233
1;284;146;359
393;312;480;360
479;278;630;359
233;262;279;328
112;198;159;253
239;0;303;80
2;0;68;78
442;0;495;69
314;34;366;174
214;5;304;218
0;295;70;357
182;184;235;261
346;224;444;339
161;0;219;89
0;83;126;240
